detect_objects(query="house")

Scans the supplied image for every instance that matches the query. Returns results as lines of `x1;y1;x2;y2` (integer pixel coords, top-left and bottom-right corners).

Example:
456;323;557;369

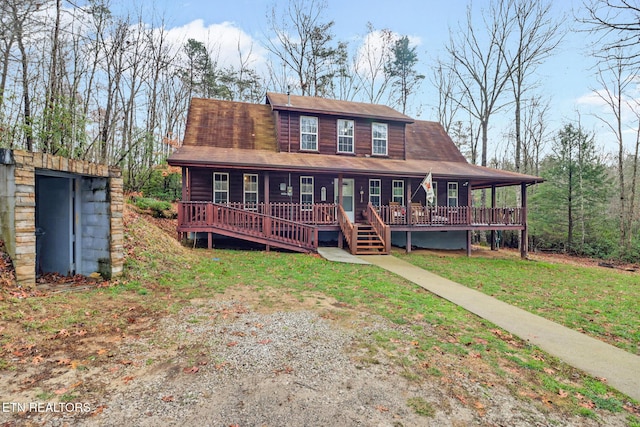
167;93;541;257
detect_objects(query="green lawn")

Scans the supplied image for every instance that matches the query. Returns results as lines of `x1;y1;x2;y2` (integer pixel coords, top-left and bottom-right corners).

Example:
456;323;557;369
1;214;638;423
395;250;639;355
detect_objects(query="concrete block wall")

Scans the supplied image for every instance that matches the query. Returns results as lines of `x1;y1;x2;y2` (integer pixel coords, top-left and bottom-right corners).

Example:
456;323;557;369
80;177;111;276
0;149;123;286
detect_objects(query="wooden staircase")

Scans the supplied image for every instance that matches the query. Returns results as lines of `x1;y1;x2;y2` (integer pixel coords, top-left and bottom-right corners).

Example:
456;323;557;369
354;223;387;254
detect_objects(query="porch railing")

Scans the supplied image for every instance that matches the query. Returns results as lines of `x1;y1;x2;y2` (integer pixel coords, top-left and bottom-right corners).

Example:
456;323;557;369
225;202;336;224
178;202;317;252
376;205;524;227
336;204;356;254
179;201;524;229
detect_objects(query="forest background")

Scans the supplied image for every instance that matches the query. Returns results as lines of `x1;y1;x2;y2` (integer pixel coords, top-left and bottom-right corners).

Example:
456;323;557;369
1;0;639;261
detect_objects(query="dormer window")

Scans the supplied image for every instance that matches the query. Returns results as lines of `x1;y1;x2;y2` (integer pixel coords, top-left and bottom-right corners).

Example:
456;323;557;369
300;116;318;151
372;122;388;156
337;119;354;153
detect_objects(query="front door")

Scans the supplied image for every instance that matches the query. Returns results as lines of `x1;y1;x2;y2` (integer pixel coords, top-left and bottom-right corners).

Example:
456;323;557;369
335;178;355;222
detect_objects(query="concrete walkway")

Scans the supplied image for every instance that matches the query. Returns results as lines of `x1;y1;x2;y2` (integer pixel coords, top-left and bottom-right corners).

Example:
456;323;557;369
362;255;640;401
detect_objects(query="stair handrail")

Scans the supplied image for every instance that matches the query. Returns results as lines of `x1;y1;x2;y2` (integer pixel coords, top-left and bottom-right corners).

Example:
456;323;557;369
179;201;317;251
365;203;391;253
336;204;357;254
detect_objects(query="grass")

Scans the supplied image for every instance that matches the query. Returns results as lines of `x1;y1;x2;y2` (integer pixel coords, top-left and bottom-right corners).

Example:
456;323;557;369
396;250;640;355
0;211;638;423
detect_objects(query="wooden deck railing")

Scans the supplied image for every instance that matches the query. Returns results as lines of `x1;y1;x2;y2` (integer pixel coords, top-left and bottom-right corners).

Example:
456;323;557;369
178;202;317;252
336;204;357;254
178;201;524;230
364;202;391;253
375;205;524;227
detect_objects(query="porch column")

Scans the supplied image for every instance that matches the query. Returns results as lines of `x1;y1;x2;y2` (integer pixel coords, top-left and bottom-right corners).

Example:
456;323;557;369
491;185;497;251
264;172;270;252
467;181;472;257
182;167;189;201
520;183;528;259
406;178;412;253
337;173;343;247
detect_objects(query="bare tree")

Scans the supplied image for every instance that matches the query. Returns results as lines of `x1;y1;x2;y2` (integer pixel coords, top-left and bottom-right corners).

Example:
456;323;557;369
582;0;640;64
446;0;514;169
502;0;563;174
430;59;461;133
265;0;345;96
592;51;639;254
352;23;394;104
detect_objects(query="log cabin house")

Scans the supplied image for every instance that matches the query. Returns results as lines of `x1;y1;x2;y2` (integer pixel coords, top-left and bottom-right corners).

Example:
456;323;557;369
167;93;541;257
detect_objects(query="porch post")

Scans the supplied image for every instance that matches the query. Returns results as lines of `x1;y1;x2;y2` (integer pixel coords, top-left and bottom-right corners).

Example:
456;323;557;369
407;178;412;226
467;181;472;256
182;167;189;201
337;173;344;247
264;172;271;252
406;231;412;253
520;183;528;259
491;185;497;251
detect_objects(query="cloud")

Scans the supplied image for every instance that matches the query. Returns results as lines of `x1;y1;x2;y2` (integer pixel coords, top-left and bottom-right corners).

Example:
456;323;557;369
162;19;268;71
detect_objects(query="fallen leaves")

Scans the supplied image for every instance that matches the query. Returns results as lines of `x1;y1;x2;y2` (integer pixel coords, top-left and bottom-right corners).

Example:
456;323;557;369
183;366;199;374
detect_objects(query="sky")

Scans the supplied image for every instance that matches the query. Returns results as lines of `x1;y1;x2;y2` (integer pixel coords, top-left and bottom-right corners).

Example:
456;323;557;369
106;0;627;157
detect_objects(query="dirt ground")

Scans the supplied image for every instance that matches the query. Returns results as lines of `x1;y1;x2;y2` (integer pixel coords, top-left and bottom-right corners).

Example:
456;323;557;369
0;214;637;426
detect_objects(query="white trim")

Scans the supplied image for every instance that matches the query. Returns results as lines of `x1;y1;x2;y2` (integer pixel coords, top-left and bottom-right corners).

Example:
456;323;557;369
337;119;354;153
369;178;381;206
372;122;388;156
447;182;458;207
300;116;318;151
213;172;229;204
243;173;258;210
392;179;404;205
300;176;314;209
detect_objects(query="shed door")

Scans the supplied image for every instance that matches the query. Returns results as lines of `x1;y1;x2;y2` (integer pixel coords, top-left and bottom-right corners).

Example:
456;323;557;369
36;175;75;276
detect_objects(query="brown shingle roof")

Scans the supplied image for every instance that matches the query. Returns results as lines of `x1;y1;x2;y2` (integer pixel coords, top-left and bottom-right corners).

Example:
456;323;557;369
406;120;467;163
169;96;542;188
168;146;541;188
182;98;277;150
266;92;414;123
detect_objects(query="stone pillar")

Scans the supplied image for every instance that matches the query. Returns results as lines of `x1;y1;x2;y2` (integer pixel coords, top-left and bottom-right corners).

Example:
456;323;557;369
11;151;36;286
109;167;124;278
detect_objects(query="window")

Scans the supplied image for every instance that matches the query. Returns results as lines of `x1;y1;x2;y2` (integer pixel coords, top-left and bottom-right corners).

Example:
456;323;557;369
392;180;404;205
369;179;381;206
447;182;458;207
300;116;318;151
243;174;258;210
372;122;388;155
337;119;354;153
427;182;438;207
300;176;314;209
213;172;229;204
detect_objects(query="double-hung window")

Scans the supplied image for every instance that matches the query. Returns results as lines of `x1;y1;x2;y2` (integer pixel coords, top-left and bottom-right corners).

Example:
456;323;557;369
427;182;438;207
372;122;388;156
213;172;229;204
337;119;354;153
300;116;318;151
447;182;458;207
392;180;404;205
300;176;314;210
243;174;258;210
369;179;381;206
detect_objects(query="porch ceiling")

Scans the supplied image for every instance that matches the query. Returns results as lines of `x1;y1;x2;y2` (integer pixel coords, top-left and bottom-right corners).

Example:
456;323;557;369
168;146;542;188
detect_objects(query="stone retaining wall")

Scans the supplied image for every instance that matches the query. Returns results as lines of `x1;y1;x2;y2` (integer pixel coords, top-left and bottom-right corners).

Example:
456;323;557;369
0;149;123;287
